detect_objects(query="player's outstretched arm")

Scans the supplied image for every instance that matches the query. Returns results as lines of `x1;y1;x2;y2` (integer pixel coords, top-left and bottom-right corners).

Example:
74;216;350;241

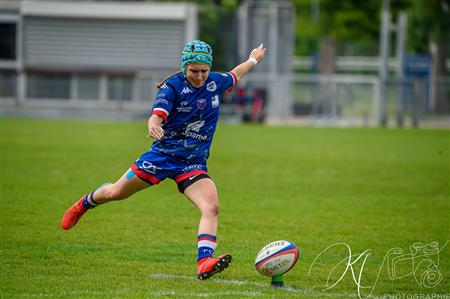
231;44;267;81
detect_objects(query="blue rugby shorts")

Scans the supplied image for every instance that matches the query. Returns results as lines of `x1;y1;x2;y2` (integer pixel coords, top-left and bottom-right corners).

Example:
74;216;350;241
131;149;208;186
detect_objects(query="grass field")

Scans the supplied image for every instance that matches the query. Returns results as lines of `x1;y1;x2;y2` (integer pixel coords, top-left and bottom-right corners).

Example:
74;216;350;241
1;118;449;298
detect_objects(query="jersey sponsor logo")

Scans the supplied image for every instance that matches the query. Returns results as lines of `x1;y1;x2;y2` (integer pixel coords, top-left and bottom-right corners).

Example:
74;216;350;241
154;98;169;105
211;95;219;108
185;131;207;140
176;100;192;112
197;99;207;110
181;87;192;94
185;120;205;133
141;161;161;174
177;106;192;113
184;120;207;140
207;81;217;92
182;164;204;172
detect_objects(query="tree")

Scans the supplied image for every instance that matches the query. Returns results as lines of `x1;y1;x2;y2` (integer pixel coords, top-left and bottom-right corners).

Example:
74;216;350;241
145;0;239;70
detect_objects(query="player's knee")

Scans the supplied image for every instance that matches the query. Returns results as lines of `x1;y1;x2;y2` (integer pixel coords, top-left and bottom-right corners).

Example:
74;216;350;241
211;201;219;216
200;197;219;216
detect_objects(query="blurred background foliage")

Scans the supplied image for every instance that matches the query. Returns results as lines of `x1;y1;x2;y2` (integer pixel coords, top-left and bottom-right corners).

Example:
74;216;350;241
146;0;240;70
147;0;449;68
294;0;449;56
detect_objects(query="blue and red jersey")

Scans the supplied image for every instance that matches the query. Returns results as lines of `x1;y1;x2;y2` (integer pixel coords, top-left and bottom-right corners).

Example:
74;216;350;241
150;72;238;164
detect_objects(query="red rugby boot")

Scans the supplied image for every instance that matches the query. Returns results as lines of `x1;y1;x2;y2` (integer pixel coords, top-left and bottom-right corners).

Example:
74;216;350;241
197;253;232;280
61;196;88;230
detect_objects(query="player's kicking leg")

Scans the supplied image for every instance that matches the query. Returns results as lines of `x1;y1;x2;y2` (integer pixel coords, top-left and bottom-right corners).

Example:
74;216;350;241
61;168;149;230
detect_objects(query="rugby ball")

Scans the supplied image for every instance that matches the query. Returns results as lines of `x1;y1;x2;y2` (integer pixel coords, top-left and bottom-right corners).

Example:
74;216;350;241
255;240;299;276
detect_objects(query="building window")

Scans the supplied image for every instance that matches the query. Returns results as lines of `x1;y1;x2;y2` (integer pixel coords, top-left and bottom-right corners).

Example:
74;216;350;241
27;72;70;99
0;70;17;98
108;75;133;101
78;74;100;100
0;23;16;60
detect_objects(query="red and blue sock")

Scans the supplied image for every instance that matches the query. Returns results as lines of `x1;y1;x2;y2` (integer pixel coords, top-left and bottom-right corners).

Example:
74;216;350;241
80;183;111;209
80;191;100;209
197;234;217;263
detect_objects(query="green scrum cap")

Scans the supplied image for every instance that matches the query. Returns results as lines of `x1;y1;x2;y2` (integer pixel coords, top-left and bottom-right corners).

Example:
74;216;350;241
181;40;212;74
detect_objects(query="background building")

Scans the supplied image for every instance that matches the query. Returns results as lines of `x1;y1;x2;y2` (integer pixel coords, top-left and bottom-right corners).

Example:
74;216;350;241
1;0;448;127
1;0;198;119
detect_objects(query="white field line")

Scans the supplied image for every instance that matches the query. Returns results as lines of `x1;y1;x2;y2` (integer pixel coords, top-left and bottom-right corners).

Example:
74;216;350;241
2;273;387;298
4;290;263;298
150;290;264;297
1;290;135;298
148;272;370;298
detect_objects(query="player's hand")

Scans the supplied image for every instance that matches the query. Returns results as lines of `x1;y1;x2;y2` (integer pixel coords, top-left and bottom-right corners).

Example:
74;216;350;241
148;125;165;141
249;44;267;64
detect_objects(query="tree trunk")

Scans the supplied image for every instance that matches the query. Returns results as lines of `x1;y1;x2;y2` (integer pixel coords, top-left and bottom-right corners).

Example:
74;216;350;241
319;36;336;74
429;39;449;114
315;36;337;118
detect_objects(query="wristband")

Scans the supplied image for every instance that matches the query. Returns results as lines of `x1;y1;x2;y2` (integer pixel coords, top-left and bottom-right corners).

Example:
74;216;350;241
248;57;258;65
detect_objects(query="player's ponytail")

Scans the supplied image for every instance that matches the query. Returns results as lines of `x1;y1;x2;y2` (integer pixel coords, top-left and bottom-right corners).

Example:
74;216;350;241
156;71;182;89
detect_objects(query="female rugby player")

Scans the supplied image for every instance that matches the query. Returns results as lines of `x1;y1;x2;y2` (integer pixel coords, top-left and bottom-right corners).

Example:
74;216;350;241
61;40;266;280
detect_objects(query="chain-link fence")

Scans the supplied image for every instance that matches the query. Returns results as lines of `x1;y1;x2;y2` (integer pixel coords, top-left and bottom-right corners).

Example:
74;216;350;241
223;74;449;128
1;70;448;127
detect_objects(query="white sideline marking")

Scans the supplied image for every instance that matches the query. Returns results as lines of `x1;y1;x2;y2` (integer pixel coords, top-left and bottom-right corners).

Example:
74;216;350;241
148;273;196;281
4;273;387;298
4;290;135;297
150;291;263;297
148;272;366;298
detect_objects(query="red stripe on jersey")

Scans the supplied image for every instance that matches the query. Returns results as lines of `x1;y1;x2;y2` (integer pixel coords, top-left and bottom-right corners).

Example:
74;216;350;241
152;109;168;122
229;71;238;85
131;164;160;185
175;170;208;183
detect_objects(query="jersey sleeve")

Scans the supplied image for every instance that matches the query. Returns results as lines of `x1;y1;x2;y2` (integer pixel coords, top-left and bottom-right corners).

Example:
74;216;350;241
151;83;176;122
217;72;238;95
226;72;239;90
